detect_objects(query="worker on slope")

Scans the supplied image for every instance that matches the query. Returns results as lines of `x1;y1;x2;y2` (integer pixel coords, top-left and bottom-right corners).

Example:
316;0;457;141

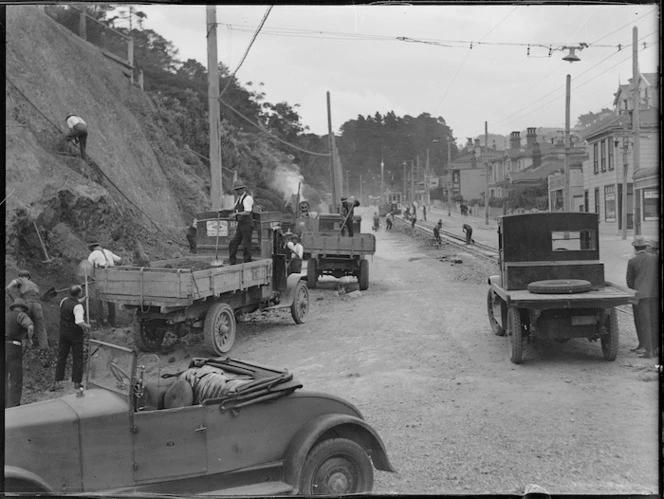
65;113;88;160
228;180;254;265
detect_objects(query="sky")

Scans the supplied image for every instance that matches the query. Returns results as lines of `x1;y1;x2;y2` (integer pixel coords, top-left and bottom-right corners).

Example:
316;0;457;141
136;4;660;147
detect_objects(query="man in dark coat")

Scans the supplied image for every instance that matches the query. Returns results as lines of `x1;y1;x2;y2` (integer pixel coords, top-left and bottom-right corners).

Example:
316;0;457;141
463;223;474;244
228;179;254;265
340;196;360;237
5;298;34;407
186;218;198;254
626;235;659;358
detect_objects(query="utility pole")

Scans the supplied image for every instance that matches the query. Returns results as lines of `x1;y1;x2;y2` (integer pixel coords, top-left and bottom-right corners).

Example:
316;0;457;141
380;152;384;206
206;6;222;210
410;160;415;206
359;174;363;204
447;139;452;216
563;74;571;211
327;92;342;213
402;162;406;204
345;170;350;197
425;148;431;207
621;114;629;240
631;26;641;236
484;121;489;225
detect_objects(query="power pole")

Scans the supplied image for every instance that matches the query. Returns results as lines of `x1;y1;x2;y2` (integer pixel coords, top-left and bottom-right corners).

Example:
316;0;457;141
410;160;415;206
564;74;571;211
447;140;452;216
380;152;384;205
402;162;406;204
206;6;222;210
359;174;363;204
327;92;342;213
631;26;641;235
621;114;629;240
345;170;349;197
425;148;431;207
484;121;489;225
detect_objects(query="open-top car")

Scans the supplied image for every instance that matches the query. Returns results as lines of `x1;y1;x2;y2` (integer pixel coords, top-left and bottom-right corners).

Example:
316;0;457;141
5;340;394;495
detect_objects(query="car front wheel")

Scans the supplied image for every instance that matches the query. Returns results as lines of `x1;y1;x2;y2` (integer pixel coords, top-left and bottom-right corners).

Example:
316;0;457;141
299;438;373;495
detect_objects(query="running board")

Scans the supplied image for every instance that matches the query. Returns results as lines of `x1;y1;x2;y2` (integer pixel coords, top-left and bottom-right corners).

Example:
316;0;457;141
198;481;293;496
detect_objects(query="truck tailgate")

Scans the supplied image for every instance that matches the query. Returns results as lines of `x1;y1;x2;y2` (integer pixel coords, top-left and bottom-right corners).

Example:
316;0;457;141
302;233;376;256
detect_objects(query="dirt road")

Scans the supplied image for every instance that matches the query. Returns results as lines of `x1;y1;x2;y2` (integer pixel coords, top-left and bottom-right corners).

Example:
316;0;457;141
27;208;659;496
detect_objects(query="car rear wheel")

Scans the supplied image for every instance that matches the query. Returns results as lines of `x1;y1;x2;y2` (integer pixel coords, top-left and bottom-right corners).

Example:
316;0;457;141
601;308;619;361
508;308;524;364
487;288;506;336
133;319;166;352
291;281;309;324
204;302;236;355
299;438;373;495
307;259;318;289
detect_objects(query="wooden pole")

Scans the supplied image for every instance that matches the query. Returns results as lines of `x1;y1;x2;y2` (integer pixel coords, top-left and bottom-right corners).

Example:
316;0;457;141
484;121;489;225
564;74;571;211
207;6;223;210
631;26;640;235
447;140;452;216
327;92;342;212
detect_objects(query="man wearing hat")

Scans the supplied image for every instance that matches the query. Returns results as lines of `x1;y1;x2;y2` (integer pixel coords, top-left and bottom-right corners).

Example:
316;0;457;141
6;270;50;361
64;113;88;160
5;298;34;407
87;242;122;326
339;195;360;237
51;285;91;392
228;179;254;265
626;235;659;358
285;232;304;274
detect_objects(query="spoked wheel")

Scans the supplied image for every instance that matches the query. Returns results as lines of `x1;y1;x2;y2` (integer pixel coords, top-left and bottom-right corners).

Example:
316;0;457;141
487;288;506;336
133;319;166;352
299;438;373;495
307;259;318;289
204;302;237;355
291;281;309;324
508;307;525;364
601;308;619;361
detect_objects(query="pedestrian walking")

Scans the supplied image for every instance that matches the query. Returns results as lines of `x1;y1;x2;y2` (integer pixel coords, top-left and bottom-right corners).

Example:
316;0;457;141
340;196;360;237
433;219;443;245
186;218;198;254
626;235;659;358
285;233;304;274
228;180;254;265
51;285;91;391
385;212;393;230
410;213;417;229
422;205;427;221
64;114;88;160
87;242;122;326
372;212;380;231
5;298;35;408
463;223;474;244
6;269;50;364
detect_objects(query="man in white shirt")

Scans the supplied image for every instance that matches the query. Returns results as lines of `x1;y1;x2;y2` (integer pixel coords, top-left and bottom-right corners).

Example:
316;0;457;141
87;242;121;326
286;233;304;274
228;180;254;265
51;285;91;391
65;114;88;160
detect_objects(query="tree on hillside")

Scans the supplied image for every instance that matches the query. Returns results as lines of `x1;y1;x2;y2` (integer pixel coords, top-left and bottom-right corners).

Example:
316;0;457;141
262;102;307;143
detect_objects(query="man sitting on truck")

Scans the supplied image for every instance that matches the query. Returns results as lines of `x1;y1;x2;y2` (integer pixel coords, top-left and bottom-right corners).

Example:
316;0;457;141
228;180;254;265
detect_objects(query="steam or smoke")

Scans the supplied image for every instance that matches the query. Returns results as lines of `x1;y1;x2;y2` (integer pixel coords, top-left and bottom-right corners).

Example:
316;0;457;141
272;164;304;200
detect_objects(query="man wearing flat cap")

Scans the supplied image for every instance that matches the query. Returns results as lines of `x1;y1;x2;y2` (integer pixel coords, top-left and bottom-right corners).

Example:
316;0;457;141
626;235;659;358
5;298;34;407
340;195;360;237
228;179;254;265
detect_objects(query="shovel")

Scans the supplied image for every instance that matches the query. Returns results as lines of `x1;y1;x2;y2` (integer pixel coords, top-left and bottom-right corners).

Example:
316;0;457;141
33;221;54;263
42;280;95;302
211;211;224;267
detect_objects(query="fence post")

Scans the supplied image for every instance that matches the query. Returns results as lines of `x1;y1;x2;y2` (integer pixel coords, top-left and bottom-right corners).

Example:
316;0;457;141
128;37;135;83
79;8;87;40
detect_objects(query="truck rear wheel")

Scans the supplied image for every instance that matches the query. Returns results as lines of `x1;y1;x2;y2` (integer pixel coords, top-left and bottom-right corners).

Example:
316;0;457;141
358;259;369;291
133;319;166;352
307;259;318;289
508;308;524;364
487;288;506;336
601;308;619;361
204;302;236;355
291;281;309;324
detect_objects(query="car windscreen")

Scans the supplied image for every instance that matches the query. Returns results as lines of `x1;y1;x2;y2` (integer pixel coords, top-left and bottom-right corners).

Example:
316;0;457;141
87;340;136;396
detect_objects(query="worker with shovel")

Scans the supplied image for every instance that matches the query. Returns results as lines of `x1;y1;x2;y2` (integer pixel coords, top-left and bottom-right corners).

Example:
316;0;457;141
340;196;360;237
5;298;34;407
6;270;50;366
228;180;254;265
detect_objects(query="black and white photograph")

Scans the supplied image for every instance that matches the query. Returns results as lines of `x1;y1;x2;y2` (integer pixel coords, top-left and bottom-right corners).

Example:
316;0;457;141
4;2;660;496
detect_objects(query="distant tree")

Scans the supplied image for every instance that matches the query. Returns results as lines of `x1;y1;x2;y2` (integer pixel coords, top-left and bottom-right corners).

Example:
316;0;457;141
506;183;548;211
262;102;306;143
575;108;613;129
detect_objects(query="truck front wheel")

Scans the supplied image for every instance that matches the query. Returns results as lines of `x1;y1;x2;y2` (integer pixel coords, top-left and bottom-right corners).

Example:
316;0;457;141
601;308;619;361
508;308;524;364
204;303;236;355
487;289;506;336
291;281;309;324
133;319;166;352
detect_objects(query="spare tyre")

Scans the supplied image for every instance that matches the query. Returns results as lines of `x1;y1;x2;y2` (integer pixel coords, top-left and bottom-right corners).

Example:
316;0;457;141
527;279;592;294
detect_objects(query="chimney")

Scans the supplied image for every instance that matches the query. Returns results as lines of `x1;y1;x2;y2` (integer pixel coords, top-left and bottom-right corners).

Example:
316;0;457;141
474;138;481;150
526;127;537;148
492;139;497;150
510;131;521;150
532;142;542;168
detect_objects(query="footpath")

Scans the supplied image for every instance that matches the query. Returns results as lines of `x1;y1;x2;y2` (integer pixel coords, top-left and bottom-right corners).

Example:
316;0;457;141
421;205;640;288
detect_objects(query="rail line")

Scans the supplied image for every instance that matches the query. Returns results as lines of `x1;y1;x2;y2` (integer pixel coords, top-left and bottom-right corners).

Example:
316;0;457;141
391;215;634;318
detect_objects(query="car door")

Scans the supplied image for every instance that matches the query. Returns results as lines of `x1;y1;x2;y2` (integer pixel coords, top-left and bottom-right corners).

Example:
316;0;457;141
132;406;207;482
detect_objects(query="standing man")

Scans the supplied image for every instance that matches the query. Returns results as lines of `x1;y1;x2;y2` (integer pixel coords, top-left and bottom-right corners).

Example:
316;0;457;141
88;242;122;326
626;235;659;358
385;211;393;231
228;179;254;265
5;298;34;408
433;219;443;245
285;233;304;274
65;113;88;160
186;218;198;254
6;269;50;364
51;285;91;391
422;205;427;221
463;223;474;244
340;196;360;237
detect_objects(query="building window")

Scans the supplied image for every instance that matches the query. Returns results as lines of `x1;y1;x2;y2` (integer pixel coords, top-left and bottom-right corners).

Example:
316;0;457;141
593;143;599;174
608;139;614;170
600;140;607;172
643;188;659;221
594;187;600;215
604;184;616;222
